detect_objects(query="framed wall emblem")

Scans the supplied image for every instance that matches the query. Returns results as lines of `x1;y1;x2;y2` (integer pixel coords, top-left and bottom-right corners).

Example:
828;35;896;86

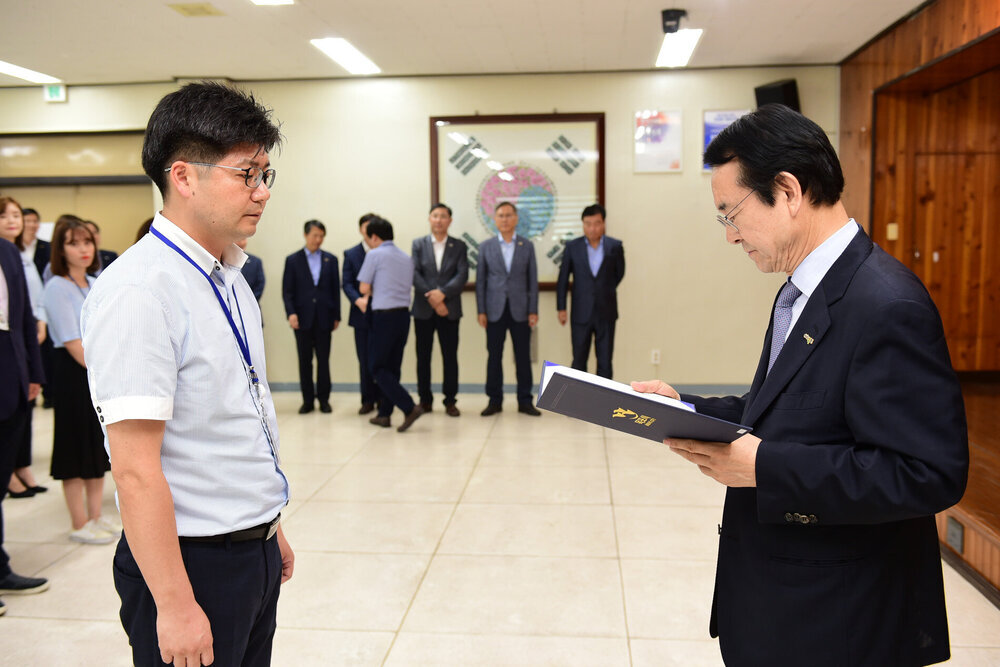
430;113;605;284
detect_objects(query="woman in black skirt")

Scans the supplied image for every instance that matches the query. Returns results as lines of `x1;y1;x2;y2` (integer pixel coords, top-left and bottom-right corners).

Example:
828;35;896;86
42;218;117;545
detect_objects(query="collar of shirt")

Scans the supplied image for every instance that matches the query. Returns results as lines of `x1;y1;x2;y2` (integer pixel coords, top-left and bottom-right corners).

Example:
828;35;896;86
498;232;517;247
790;219;860;300
432;235;447;250
152;212;249;282
305;247;322;259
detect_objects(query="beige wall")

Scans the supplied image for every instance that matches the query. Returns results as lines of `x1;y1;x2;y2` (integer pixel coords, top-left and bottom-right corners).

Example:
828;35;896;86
0;67;840;391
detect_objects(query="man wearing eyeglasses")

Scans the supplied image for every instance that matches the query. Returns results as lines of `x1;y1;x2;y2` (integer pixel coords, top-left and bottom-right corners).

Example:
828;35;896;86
633;104;967;666
82;82;292;667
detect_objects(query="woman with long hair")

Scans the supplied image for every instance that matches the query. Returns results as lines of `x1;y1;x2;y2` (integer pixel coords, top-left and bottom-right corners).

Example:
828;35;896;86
42;217;118;544
0;196;47;498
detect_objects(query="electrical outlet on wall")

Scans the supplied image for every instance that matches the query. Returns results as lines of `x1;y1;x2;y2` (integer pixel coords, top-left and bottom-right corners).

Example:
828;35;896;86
651;349;661;364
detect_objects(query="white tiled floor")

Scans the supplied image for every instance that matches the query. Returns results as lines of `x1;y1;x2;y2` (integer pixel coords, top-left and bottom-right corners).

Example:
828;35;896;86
5;392;1000;665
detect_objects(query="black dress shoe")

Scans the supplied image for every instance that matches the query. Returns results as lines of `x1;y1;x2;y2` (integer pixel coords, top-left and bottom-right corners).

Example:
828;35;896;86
419;402;432;412
358;403;375;415
369;415;391;427
518;404;542;416
319;401;332;413
298;403;314;414
0;572;49;595
7;486;36;499
481;404;502;416
17;474;47;494
445;404;461;417
397;405;424;432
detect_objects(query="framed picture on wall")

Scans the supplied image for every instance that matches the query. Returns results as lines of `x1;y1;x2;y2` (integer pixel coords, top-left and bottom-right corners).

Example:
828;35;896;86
430;113;605;284
703;109;750;171
634;109;682;173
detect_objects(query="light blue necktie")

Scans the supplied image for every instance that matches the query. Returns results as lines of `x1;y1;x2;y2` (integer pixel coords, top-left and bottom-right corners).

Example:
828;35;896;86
767;279;802;374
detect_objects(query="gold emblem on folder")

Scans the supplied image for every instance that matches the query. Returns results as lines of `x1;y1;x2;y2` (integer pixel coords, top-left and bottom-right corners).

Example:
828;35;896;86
612;407;656;427
803;333;814;345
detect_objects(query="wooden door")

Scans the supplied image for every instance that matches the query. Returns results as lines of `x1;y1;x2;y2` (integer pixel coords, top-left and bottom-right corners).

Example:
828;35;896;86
912;153;1000;370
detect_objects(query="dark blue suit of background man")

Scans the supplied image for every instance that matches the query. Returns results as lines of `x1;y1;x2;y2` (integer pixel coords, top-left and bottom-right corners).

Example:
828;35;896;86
342;213;378;414
282;219;340;414
556;203;625;379
0;238;49;611
633;104;968;667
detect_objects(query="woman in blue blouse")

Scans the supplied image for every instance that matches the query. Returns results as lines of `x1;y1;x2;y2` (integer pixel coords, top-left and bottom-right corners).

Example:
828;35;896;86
0;196;47;498
42;218;116;545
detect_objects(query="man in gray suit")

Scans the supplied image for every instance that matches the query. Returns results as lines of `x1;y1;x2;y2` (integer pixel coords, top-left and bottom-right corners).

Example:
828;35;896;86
475;202;540;416
412;203;469;416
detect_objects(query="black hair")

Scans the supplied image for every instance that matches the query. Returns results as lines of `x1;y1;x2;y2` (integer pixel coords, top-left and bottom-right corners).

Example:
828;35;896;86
85;220;101;233
359;212;378;227
142;81;282;196
21;207;39;218
430;203;453;217
365;216;394;241
702;104;844;207
581;203;605;220
303;219;326;235
495;201;517;214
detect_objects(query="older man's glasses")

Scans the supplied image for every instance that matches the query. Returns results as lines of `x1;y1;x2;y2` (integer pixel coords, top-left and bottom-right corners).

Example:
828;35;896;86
716;190;755;231
164;162;277;189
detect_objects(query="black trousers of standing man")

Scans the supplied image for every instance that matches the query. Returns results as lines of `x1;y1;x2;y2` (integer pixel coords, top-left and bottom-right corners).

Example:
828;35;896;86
294;321;331;405
113;528;282;667
369;309;415;418
570;318;616;379
414;315;459;407
485;303;532;407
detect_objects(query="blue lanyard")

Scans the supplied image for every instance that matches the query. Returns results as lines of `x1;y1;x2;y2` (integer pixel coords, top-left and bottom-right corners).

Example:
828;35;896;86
149;226;260;392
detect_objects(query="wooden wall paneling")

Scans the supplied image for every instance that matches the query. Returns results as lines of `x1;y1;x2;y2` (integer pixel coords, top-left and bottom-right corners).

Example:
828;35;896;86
975;155;1000;368
839;0;1000;235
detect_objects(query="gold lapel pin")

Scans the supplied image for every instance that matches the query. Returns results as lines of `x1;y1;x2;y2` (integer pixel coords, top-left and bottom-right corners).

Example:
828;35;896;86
803;333;814;345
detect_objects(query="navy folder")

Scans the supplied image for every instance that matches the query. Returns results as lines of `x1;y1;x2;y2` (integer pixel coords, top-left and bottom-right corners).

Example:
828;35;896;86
536;363;751;444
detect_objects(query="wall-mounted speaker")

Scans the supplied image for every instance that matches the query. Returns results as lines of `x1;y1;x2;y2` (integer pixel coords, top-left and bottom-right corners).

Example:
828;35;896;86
754;79;800;112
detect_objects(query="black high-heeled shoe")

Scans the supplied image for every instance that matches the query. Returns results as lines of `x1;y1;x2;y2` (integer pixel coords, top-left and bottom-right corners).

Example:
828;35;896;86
14;473;47;493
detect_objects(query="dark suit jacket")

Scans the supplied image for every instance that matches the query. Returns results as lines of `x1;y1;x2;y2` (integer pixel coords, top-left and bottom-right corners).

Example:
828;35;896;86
0;239;44;421
99;248;118;270
556;235;625;323
682;228;967;666
282;248;341;332
411;234;469;321
241;252;266;301
476;235;538;322
342;243;369;330
32;239;50;279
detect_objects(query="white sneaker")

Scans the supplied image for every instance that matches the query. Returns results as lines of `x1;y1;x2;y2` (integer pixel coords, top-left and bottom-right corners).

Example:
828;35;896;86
69;520;115;545
95;515;122;536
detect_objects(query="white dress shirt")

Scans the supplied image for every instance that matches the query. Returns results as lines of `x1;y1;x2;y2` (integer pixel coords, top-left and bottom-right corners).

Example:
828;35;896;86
785;219;860;341
81;212;288;536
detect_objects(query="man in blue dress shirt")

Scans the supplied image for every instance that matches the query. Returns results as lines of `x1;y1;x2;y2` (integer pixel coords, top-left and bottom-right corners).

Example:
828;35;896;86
282;220;341;413
357;217;423;432
81;82;292;667
556;204;625;379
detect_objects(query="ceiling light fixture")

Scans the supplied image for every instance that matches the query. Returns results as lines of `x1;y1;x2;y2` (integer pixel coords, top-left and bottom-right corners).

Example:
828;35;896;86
0;59;61;84
655;9;702;68
310;38;381;75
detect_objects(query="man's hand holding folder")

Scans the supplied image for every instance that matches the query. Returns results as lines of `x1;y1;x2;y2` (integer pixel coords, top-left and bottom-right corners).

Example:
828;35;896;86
632;379;761;488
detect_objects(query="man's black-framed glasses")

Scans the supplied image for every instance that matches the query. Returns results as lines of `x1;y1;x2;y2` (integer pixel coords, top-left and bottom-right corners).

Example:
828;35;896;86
164;162;277;189
716;189;755;231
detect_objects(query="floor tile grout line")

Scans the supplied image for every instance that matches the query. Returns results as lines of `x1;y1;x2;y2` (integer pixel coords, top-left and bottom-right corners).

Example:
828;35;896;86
604;427;635;667
378;413;497;666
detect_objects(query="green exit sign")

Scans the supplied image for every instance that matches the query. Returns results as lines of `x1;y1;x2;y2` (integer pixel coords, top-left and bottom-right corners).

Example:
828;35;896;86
43;84;67;103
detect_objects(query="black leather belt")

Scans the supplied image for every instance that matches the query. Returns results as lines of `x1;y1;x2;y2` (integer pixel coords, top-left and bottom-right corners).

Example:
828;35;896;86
374;307;409;312
179;514;280;544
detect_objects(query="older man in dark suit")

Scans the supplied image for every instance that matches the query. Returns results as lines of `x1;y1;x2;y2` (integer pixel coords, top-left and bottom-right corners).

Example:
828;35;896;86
633;105;968;667
556;204;625;379
282;220;341;414
343;213;378;414
412;203;468;416
0;238;49;614
476;202;539;416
